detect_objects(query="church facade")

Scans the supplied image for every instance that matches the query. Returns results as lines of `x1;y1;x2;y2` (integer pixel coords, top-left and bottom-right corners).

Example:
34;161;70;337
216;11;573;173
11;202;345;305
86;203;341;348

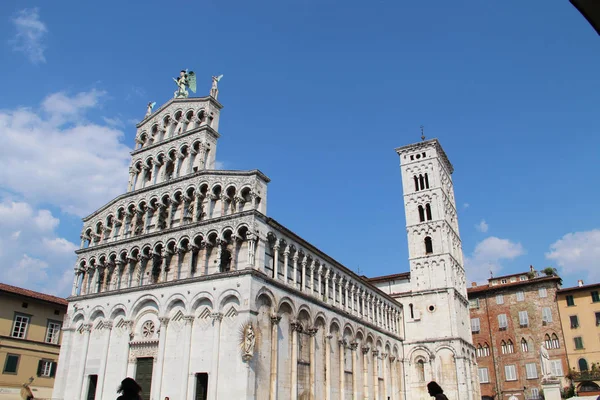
52;81;479;400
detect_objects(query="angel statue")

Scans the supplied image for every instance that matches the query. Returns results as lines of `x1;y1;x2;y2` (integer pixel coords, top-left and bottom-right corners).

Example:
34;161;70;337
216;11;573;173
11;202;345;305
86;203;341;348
145;101;156;117
173;69;197;99
210;74;223;99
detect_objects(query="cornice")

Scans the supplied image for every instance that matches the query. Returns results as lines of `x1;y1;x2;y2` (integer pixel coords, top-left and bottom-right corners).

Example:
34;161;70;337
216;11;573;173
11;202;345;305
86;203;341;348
136;96;223;128
395;138;454;175
130;125;220;156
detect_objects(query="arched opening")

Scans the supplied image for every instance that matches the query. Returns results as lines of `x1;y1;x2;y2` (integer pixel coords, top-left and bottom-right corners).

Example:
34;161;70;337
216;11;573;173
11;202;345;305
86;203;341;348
578;381;600;393
424;236;433;254
425;203;432;220
409;303;414;319
579;358;588;371
419;175;425;190
551;333;560;349
418;205;425;222
424;173;429;189
414;176;419;191
416;359;425;382
521;338;528;352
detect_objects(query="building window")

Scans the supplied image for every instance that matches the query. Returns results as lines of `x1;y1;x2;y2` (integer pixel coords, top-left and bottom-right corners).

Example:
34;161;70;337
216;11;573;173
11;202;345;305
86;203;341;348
518;310;529;327
501;340;514;354
592;291;600;303
551;333;560;349
416;360;425;381
570;315;579;329
424;236;433;254
531;388;540;399
574;337;584;350
596;312;600;327
504;364;517;381
478;367;489;383
542;307;553;323
45;321;61;344
539;287;547;298
418;205;425;222
11;314;30;339
469;299;479;309
516;290;525;301
501;279;507;284
566;295;575;306
521;338;529;352
520;275;527;281
37;360;55;377
471;318;480;333
497;314;508;330
496;294;504;304
3;354;19;374
578;358;588;371
550;360;564;377
425;203;432;220
414;176;419;191
525;363;538;379
483;343;490;357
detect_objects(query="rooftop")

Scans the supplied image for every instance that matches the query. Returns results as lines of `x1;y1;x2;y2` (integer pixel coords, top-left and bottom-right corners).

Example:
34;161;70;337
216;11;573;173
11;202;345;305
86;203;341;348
0;283;68;307
558;282;600;294
468;275;560;295
367;272;411;283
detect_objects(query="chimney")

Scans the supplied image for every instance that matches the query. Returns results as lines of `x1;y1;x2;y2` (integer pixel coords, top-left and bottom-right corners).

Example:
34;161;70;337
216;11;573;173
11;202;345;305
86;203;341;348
471;282;477;287
530;265;534;273
578;280;584;287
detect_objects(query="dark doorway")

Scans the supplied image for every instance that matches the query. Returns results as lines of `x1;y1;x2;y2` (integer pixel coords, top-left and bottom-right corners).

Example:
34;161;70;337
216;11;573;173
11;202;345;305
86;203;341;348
195;373;208;400
135;357;154;400
86;375;98;400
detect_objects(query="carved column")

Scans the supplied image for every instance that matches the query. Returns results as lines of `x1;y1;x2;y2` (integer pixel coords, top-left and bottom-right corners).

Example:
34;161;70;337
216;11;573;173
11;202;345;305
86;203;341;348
127;167;136;191
283;246;290;284
338;339;345;400
301;255;308;292
332;275;338;305
154;317;169;398
382;353;388;400
209;313;223;400
246;233;257;268
166;201;176;229
180;315;194;399
362;346;370;400
272;240;280;279
350;342;358;400
317;264;323;298
292;253;299;289
96;321;113;399
269;315;281;400
309;260;316;295
76;324;92;400
123;320;135;377
372;350;379;400
290;321;301;400
308;327;318;399
350;284;356;315
324;269;331;303
140;165;150;188
193;194;203;222
152;159;161;185
344;282;350;311
389;356;396;400
115;261;124;290
325;334;333;400
71;268;80;296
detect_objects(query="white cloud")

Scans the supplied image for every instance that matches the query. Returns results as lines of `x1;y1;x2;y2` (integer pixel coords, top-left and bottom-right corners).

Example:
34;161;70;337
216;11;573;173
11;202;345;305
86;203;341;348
465;236;525;283
214;160;226;169
0;90;130;216
463;203;470;209
475;219;489;233
10;8;48;64
546;229;600;283
0;201;77;294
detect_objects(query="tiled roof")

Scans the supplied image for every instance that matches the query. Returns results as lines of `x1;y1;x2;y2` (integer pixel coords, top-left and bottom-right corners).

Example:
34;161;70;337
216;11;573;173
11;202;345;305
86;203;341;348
467;276;560;296
558;282;600;293
367;272;410;283
0;283;68;306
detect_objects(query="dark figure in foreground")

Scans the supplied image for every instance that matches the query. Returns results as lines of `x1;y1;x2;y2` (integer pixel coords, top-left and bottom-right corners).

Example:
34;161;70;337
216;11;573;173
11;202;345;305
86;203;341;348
427;381;449;400
117;377;143;400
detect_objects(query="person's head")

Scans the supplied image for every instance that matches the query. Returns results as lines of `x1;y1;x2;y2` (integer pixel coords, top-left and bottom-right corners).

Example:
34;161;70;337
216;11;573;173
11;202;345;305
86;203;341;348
427;381;443;396
117;378;142;395
165;397;170;400
180;70;186;77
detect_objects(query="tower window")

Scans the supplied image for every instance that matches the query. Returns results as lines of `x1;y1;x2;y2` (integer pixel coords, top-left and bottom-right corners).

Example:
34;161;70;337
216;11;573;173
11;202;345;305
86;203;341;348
419;175;425;191
414;176;419;192
425;203;432;220
418;206;425;222
424;173;429;189
424;236;433;254
409;303;414;319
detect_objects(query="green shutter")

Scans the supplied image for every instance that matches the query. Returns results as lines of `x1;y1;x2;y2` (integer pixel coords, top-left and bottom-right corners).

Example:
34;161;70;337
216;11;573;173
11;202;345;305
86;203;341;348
36;360;43;377
50;362;57;377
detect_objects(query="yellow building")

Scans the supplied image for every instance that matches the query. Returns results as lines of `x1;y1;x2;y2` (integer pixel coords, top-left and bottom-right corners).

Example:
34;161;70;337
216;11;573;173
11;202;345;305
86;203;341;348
0;283;67;399
557;281;600;396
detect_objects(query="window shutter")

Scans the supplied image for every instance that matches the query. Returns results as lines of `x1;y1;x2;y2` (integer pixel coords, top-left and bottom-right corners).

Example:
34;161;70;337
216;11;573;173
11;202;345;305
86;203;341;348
50;362;57;377
36;360;43;377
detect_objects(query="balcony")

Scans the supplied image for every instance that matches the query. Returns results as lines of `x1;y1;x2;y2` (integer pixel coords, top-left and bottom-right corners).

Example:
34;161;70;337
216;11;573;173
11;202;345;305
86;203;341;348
568;369;600;382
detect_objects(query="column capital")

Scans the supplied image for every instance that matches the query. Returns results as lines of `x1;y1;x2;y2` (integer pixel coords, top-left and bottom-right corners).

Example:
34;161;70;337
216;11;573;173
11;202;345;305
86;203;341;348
307;327;318;337
210;312;223;321
372;350;379;357
159;317;170;326
389;356;396;362
290;320;303;333
81;323;93;333
361;346;370;355
183;315;195;324
350;341;358;351
270;314;281;325
381;352;388;359
338;338;347;347
326;334;333;340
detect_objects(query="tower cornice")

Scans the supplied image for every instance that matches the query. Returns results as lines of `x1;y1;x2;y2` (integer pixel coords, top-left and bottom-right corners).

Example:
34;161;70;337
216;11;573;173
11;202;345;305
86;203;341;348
395;138;454;175
137;96;223;128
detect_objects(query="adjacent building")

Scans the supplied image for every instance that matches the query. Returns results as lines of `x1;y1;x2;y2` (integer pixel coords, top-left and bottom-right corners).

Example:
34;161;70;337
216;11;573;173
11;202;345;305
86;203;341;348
557;281;600;396
467;269;568;400
0;283;68;400
52;77;480;400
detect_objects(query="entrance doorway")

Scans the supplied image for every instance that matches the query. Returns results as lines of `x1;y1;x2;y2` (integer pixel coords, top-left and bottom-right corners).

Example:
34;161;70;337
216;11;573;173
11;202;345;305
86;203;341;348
86;375;98;400
135;357;154;400
195;373;208;400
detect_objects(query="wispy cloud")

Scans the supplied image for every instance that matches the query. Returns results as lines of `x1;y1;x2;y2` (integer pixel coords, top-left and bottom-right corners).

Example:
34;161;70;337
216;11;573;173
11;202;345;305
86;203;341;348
546;229;600;283
465;236;525;283
463;203;470;209
10;8;48;64
475;219;489;233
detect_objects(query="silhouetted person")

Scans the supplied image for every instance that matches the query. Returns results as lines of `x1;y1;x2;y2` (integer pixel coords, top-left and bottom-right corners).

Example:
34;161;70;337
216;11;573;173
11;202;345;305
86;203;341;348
117;377;143;400
427;381;449;400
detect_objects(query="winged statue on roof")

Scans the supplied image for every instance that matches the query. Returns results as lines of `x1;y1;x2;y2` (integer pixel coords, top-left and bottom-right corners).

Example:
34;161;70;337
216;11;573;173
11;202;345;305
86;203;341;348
173;69;196;99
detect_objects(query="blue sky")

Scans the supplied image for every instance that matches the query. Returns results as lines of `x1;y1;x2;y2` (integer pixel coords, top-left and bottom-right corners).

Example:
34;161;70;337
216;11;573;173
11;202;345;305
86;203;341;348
0;0;598;296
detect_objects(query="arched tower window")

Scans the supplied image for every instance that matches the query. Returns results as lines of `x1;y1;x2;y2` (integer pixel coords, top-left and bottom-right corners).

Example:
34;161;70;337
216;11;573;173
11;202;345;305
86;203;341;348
424;236;433;254
416;359;425;382
579;358;588;371
418;205;425;222
414;176;419;192
425;203;432;220
483;343;490;357
545;334;552;349
551;333;560;349
419;175;425;191
506;339;514;353
424;173;430;189
521;338;529;352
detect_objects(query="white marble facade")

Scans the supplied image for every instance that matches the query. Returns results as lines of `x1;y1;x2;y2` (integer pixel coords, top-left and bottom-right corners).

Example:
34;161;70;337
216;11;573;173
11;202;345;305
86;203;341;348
53;95;479;400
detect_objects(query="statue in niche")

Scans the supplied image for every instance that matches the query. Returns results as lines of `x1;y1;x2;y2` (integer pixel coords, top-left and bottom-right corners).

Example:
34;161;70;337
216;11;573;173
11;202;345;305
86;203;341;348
210;74;223;99
173;69;196;98
239;322;256;361
145;101;156;117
